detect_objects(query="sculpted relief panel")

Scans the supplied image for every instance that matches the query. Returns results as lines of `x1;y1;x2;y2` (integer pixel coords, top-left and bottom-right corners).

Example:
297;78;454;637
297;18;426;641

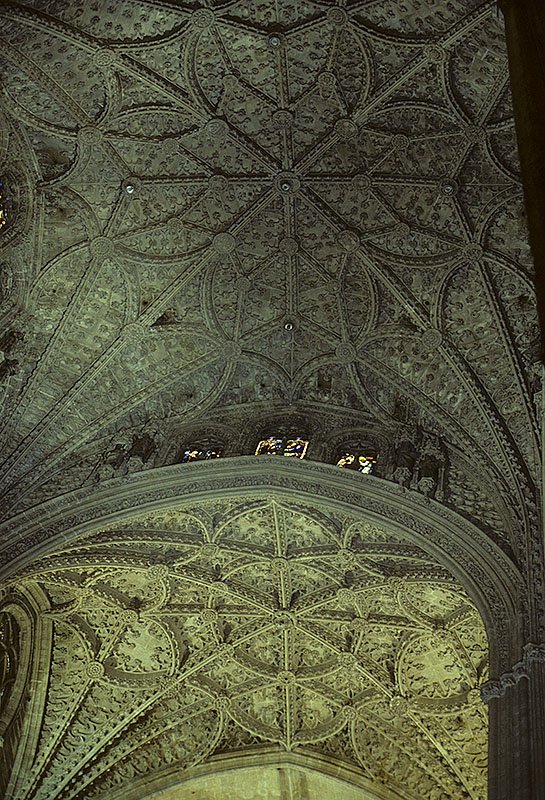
0;0;539;563
3;497;488;800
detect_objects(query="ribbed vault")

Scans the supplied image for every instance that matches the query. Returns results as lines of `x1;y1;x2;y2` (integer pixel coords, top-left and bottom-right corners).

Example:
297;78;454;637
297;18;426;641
134;758;447;800
0;0;539;574
2;483;489;800
0;1;541;799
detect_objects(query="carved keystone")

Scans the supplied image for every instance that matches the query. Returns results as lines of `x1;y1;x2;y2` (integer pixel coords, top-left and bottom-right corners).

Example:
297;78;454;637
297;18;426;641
212;232;236;253
279;236;299;256
274;172;301;195
337;230;360;253
86;661;105;680
192;8;216;27
89;236;114;260
78;127;103;146
335;342;357;364
327;8;349;26
335;119;359;141
93;49;115;68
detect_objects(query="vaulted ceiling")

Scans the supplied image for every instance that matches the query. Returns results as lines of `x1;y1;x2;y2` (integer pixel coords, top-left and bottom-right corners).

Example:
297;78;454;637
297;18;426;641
0;1;539;799
0;0;539;546
2;496;488;800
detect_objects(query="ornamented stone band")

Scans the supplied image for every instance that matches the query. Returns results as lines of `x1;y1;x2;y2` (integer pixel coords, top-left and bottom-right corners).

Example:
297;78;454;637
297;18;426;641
480;643;545;702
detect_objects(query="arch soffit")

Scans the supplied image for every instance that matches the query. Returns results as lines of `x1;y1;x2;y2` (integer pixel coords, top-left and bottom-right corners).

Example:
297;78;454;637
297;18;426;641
0;583;52;800
115;747;415;800
0;457;523;669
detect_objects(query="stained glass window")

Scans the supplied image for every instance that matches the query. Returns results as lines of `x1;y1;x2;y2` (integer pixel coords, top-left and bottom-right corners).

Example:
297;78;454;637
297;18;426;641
284;437;309;458
255;436;309;459
336;452;377;474
255;437;283;456
181;447;222;463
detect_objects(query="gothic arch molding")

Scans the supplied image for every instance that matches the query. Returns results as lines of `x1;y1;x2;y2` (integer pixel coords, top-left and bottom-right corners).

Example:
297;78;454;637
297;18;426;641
116;748;413;800
0;583;51;800
0;457;523;675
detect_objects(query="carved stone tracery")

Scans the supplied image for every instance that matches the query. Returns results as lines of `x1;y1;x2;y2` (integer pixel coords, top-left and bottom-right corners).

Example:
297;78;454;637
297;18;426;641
0;0;539;536
4;495;489;800
0;0;542;798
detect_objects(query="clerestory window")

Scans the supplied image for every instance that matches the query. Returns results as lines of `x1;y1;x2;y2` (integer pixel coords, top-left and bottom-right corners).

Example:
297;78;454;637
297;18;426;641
255;436;309;459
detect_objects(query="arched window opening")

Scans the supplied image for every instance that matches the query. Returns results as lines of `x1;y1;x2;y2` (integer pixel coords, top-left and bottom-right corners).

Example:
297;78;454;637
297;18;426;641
0;611;19;718
181;446;222;463
336;451;377;474
255;436;309;459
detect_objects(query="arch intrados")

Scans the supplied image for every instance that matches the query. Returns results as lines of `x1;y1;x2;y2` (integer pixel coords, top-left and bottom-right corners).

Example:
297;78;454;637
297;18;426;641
0;584;52;800
108;747;418;800
0;457;522;671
